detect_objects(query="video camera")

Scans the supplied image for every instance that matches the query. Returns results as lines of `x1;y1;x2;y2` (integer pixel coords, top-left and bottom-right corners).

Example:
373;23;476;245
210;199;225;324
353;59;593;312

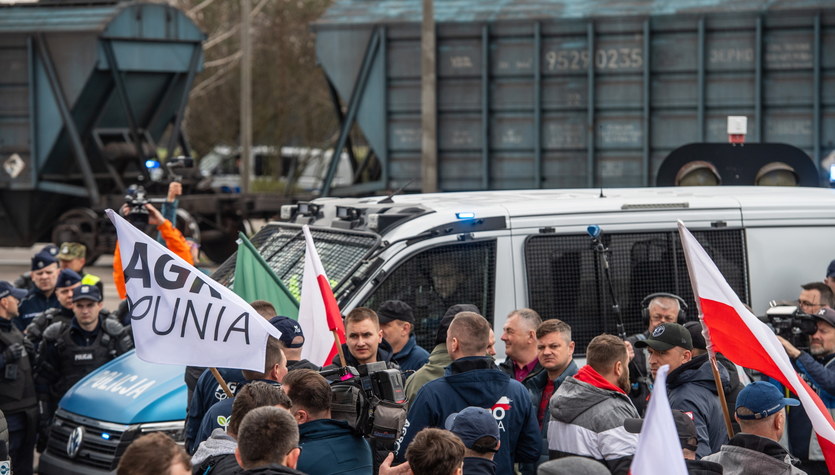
124;184;150;228
319;362;406;448
762;304;818;351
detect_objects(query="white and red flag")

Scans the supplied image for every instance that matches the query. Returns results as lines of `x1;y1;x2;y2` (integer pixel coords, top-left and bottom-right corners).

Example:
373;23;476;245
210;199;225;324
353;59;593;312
678;220;835;472
630;364;688;475
298;225;346;366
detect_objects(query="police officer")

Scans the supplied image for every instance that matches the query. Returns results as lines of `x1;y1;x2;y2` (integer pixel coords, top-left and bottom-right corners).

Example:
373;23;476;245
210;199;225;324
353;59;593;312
24;269;81;346
16;251;60;332
0;281;38;475
56;242;103;297
13;244;59;291
35;285;133;447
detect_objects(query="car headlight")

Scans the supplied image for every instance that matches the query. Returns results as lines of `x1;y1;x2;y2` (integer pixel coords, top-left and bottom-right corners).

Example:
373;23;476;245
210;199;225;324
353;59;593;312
138;421;185;443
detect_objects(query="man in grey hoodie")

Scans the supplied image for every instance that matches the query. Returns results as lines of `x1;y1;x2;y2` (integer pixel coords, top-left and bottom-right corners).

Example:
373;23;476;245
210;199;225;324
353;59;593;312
703;382;807;474
191;382;291;474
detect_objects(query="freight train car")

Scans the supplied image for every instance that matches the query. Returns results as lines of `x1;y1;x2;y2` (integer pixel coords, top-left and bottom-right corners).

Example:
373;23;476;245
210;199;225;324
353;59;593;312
313;0;835;193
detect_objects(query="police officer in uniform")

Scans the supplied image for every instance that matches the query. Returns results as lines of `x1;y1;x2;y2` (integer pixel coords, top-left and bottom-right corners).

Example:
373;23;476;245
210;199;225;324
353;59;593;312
0;281;38;475
24;269;81;346
56;242;103;297
16;252;60;332
35;285;133;449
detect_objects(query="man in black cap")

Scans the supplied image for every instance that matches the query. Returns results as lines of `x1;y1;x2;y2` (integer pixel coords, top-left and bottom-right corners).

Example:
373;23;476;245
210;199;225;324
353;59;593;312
778;307;835;474
16;252;60;331
0;281;37;475
24;269;82;346
378;300;429;377
404;304;480;405
634;322;731;459
445;406;501;475
35;284;133;446
269;316;319;371
703;381;805;474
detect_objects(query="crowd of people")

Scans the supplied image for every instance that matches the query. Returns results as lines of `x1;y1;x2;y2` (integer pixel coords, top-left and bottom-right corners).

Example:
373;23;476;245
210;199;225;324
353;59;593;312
2;189;835;475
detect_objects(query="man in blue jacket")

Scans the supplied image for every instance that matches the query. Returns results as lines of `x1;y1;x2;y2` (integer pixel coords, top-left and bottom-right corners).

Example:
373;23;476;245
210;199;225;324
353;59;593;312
396;311;540;474
284;369;372;474
522;318;578;475
778;306;835;475
378;300;429;378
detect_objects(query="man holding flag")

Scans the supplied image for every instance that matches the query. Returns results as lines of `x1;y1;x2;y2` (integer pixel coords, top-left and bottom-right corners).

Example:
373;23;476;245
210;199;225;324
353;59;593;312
777;307;835;474
677;220;835;474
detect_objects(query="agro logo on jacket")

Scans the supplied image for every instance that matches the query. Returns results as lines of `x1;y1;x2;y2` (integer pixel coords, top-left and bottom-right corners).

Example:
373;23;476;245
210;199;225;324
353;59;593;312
490;396;512;431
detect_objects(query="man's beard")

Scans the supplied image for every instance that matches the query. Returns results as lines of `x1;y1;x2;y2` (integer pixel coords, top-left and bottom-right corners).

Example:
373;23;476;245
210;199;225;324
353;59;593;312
618;370;631;393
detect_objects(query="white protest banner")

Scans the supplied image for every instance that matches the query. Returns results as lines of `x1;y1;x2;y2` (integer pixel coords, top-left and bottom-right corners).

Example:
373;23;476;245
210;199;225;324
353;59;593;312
106;209;281;371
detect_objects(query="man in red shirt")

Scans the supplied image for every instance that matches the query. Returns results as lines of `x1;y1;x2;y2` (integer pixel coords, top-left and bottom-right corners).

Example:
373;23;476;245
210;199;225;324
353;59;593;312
499;308;543;384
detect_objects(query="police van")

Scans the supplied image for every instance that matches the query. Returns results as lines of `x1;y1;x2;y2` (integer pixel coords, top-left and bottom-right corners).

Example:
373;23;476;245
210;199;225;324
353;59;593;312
41;186;835;473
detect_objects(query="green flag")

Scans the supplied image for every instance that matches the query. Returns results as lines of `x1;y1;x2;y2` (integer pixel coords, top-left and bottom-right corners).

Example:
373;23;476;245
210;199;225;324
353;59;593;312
233;232;299;318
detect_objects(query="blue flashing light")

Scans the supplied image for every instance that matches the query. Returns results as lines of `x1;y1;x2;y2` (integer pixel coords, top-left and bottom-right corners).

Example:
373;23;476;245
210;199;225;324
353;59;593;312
456;212;476;219
101;432;111;440
145;159;161;169
830;164;835;183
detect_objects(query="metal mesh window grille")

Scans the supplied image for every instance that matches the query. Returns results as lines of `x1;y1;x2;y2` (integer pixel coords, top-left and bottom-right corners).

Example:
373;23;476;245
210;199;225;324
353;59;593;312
212;225;380;302
362;240;497;350
525;229;748;354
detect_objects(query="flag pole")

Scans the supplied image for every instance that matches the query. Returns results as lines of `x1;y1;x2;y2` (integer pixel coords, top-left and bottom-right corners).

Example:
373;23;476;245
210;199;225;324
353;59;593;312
677;221;735;439
210;367;234;398
333;330;347;367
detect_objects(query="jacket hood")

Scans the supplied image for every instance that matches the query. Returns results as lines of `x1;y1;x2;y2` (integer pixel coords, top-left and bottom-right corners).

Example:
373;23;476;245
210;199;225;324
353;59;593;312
667;354;731;394
444;359;512;407
191;428;237;466
299;418;357;441
549;375;622;423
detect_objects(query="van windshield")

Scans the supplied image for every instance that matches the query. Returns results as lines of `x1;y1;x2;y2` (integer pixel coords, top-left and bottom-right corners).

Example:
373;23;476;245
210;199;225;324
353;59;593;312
212;224;380;301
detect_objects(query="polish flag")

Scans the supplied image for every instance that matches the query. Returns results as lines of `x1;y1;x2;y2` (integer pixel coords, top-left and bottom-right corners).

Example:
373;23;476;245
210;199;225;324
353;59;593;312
678;221;835;472
298;225;346;366
630;365;688;475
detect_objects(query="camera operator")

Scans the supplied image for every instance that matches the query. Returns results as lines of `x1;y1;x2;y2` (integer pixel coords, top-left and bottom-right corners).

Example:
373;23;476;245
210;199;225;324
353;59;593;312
284;369;373;474
777;306;835;475
113;200;193;300
328;308;399;372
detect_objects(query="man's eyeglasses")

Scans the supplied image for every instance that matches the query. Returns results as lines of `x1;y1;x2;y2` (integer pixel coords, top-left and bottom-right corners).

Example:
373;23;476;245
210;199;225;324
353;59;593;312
798;299;824;308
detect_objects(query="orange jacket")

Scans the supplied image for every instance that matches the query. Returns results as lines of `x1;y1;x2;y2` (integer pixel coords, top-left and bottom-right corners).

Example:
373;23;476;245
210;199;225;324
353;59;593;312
113;219;195;300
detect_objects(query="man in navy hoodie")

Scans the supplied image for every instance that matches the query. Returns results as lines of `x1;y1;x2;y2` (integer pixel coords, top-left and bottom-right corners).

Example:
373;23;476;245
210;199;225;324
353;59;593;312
284;369;372;474
396;311;540;474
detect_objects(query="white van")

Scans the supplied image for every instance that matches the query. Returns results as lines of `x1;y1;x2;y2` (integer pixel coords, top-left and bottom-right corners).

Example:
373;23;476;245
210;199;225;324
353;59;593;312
215;186;835;356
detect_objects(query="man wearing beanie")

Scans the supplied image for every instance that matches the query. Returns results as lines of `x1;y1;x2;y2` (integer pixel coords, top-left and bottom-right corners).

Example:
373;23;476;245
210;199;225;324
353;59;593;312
16;252;60;331
635;322;731;458
703;381;806;474
378;300;429;377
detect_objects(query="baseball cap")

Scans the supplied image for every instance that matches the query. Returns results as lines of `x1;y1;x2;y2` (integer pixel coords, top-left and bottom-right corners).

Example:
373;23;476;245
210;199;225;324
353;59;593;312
377;300;415;325
436;304;481;345
0;281;28;301
624;410;698;452
56;269;82;289
57;242;86;260
828;259;835;279
683;321;707;350
72;284;102;303
735;381;799;420
269;316;305;348
31;251;57;271
444;406;499;451
814;307;835;328
40;244;59;257
634;322;693;351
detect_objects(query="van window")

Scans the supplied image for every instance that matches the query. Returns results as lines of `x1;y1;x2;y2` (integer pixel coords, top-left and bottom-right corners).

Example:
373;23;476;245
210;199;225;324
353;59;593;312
525;229;748;353
362;240;497;350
